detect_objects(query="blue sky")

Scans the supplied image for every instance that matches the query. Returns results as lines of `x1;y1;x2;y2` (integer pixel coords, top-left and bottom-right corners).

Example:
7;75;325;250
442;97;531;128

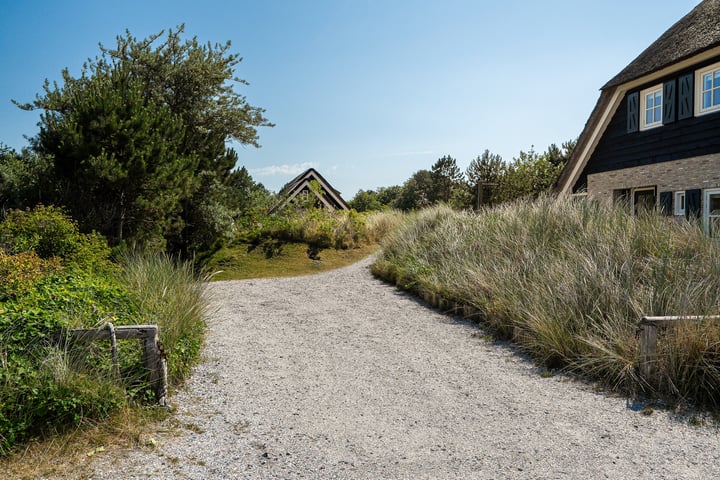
0;0;700;198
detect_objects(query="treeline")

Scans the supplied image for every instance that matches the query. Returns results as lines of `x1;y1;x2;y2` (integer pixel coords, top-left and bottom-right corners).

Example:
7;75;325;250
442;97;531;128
349;140;576;212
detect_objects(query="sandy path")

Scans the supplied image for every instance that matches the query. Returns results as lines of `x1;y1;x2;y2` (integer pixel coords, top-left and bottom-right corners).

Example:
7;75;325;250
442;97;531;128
88;256;720;479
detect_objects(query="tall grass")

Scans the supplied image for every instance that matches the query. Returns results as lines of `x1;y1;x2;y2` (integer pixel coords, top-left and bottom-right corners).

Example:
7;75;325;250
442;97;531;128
364;209;405;244
117;252;210;385
372;197;720;407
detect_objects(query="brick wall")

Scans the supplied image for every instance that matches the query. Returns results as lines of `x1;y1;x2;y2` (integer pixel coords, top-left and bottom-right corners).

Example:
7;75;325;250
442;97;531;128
587;153;720;204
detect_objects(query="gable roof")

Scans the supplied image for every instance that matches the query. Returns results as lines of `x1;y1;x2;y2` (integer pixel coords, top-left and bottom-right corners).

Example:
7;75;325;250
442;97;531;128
556;0;720;195
270;168;349;213
604;0;720;89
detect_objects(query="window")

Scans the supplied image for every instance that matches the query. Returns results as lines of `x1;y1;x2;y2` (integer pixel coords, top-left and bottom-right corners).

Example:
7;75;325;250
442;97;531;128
640;85;663;130
695;62;720;116
674;191;685;216
704;189;720;238
632;187;656;215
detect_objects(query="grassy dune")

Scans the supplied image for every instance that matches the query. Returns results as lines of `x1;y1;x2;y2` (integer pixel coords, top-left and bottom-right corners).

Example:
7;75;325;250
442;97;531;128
372;197;720;408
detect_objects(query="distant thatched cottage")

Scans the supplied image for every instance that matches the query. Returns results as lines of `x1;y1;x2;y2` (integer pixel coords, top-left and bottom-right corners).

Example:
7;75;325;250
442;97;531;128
269;168;349;214
556;0;720;236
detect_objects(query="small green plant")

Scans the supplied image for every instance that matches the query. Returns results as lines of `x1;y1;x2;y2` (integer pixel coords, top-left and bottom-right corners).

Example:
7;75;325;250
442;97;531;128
689;415;704;426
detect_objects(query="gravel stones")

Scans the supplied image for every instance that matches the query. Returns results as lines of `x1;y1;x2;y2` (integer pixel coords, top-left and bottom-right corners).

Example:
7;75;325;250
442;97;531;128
88;257;720;479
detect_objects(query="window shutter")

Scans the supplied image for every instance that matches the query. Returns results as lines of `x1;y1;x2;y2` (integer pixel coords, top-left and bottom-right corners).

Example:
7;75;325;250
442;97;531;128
685;188;701;220
678;73;694;120
627;92;639;133
659;191;673;215
663;80;676;124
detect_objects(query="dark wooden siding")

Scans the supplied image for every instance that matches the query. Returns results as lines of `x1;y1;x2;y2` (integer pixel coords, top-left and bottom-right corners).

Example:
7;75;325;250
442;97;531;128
578;56;720;189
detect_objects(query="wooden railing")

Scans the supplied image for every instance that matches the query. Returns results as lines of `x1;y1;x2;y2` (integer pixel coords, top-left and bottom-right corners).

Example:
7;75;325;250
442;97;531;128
56;324;168;406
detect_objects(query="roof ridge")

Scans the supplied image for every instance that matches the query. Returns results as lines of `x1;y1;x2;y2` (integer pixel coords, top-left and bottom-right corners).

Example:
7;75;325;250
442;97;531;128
603;0;720;89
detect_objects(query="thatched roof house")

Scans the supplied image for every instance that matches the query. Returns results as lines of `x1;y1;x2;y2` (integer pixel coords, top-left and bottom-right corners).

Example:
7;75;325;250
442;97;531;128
556;0;720;234
270;168;349;213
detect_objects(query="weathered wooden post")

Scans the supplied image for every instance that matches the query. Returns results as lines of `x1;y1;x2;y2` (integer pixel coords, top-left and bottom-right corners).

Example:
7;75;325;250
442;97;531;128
141;325;168;407
56;324;168;406
638;315;720;385
637;319;658;381
107;322;120;380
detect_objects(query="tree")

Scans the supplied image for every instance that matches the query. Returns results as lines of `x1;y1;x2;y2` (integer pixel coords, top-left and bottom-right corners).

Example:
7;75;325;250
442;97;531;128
17;25;272;251
394;170;434;211
466;150;506;208
545;138;577;169
497;147;563;202
430;155;464;204
0;145;53;211
376;185;402;207
349;189;383;212
183;166;271;254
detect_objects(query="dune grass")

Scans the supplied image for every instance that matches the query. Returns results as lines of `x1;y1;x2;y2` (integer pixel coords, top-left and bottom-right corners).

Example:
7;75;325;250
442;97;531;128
372;197;720;408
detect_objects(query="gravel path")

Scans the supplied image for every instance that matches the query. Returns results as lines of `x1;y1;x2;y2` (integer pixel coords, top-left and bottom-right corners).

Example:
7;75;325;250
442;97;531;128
89;256;720;479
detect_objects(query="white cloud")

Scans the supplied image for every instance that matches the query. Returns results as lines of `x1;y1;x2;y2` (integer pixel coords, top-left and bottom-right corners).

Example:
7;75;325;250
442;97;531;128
249;162;319;177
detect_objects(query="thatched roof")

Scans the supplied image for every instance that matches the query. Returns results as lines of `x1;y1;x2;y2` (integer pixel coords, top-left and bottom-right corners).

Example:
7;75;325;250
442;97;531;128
270;168;349;213
604;0;720;89
556;0;720;194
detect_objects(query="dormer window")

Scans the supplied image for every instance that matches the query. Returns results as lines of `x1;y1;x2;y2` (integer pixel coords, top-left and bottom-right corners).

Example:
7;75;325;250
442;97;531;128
696;61;720;116
640;85;663;130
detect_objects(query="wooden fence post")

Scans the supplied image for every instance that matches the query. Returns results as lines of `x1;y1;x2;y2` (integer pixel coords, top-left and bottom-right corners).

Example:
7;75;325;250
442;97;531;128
141;326;168;407
637;315;720;385
638;322;658;381
55;324;168;406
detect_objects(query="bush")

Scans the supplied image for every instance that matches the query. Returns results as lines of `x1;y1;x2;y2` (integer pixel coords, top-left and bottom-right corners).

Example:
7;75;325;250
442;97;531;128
0;205;111;270
0;207;208;455
372;197;720;408
0;270;138;454
0;250;61;299
245;207;370;252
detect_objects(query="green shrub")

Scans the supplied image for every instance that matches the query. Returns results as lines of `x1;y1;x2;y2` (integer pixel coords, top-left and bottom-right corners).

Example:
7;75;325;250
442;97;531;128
0;205;111;270
242;207;397;255
0;346;126;454
373;197;720;407
0;251;61;299
0;207;210;455
0;269;139;455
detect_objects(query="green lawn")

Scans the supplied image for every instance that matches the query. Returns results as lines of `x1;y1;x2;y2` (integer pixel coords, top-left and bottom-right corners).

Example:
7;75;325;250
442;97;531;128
205;242;378;281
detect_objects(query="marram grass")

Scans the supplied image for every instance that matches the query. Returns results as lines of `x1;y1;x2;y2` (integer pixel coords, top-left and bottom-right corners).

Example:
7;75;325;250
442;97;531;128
372;197;720;408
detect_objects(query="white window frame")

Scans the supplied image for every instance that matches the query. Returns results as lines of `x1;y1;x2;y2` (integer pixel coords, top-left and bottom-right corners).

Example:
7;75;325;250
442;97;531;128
695;61;720;116
639;85;663;130
704;188;720;237
674;191;685;216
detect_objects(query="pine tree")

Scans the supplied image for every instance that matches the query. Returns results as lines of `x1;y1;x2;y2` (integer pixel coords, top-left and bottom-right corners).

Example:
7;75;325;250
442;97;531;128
466;150;505;208
430;155;463;204
16;25;272;251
